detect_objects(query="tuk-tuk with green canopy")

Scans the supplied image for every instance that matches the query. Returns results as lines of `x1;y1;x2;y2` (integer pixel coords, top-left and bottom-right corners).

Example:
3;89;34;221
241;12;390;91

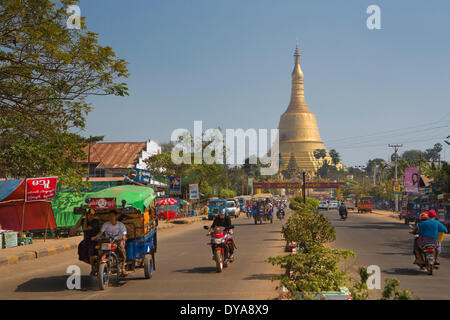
73;185;158;290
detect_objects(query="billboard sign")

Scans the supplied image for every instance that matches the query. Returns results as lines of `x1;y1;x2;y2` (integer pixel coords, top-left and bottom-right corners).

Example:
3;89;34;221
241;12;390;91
253;182;300;189
252;181;345;189
25;177;58;202
404;167;419;193
304;182;346;189
129;168;151;185
189;184;199;200
169;176;181;194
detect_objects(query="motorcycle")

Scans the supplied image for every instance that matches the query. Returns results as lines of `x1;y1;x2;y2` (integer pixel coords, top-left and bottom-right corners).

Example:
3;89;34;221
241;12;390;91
204;225;234;272
96;237;124;290
410;226;438;275
421;244;438;275
254;208;264;224
277;208;285;220
339;211;348;220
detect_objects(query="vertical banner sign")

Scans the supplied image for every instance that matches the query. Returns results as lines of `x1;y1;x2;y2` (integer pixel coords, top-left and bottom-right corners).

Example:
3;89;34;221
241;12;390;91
392;181;401;194
189;184;199;200
25;177;58;202
169;176;181;194
404;167;419;193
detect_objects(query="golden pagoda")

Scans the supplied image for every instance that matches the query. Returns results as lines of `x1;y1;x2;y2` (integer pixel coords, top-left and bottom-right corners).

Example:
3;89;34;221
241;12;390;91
279;45;331;173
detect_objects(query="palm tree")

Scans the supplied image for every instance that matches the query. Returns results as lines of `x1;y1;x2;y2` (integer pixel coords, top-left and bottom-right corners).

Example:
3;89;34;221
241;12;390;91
329;149;340;166
313;149;327;161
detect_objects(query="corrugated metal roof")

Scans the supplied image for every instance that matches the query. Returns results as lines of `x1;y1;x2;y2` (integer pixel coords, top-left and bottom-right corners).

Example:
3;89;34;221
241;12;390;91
78;142;147;169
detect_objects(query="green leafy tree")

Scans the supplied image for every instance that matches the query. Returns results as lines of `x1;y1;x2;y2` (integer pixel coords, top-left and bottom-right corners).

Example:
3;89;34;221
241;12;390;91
424;143;443;162
0;0;129;188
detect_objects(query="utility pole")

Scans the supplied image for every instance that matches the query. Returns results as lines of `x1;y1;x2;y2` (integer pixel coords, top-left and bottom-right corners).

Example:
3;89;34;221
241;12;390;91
302;171;306;204
389;144;402;212
87;135;92;181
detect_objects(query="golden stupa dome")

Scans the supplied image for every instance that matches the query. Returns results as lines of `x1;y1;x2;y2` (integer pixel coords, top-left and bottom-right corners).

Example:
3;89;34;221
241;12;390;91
278;45;331;173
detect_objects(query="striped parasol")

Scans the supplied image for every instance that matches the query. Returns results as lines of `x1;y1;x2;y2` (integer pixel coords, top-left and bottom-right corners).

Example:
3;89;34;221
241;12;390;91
156;198;178;206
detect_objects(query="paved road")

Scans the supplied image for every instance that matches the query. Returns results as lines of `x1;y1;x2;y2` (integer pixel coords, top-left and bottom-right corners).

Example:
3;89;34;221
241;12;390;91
0;214;286;300
323;209;450;299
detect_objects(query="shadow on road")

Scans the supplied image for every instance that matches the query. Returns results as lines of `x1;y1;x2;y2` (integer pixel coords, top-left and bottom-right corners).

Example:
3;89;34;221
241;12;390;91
15;275;95;292
384;268;425;276
173;266;217;274
243;273;279;280
336;223;407;231
14;275;130;292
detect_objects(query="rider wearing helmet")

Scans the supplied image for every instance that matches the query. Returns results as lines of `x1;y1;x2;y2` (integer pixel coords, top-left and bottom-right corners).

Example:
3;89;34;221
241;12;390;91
412;211;447;266
428;210;438;220
411;212;429;266
428;209;445;264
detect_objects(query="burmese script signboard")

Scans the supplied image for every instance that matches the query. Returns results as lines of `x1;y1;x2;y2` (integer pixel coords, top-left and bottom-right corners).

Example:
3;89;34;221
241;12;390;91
253;181;346;189
25;177;58;202
253;182;301;189
304;182;346;189
88;198;117;209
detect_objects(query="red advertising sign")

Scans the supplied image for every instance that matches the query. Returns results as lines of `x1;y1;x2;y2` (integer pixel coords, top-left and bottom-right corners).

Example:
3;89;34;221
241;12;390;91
253;182;300;189
304;182;346;189
25;177;58;202
88;198;117;209
253;181;346;189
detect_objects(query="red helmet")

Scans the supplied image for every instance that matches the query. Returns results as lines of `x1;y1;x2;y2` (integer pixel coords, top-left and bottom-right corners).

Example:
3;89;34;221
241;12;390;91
428;210;437;218
419;212;429;220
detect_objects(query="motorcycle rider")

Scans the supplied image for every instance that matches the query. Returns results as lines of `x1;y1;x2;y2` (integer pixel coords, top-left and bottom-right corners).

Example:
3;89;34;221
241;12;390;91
277;203;285;219
411;212;429;266
428;210;445;264
208;208;235;260
92;211;128;275
71;209;100;276
338;203;348;219
413;211;447;266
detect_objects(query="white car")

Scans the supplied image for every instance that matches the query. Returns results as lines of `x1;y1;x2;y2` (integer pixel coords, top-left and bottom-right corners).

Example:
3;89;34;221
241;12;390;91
226;199;240;218
328;201;339;209
318;201;329;210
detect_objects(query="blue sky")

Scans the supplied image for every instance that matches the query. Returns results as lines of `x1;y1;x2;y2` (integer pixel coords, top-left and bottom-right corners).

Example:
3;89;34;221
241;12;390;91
78;0;450;167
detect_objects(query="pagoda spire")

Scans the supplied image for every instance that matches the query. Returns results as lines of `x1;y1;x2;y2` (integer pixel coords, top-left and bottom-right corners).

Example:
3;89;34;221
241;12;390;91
286;44;310;113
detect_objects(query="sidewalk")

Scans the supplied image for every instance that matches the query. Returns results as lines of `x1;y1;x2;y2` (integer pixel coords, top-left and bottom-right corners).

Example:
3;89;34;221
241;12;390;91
0;215;207;267
370;209;400;220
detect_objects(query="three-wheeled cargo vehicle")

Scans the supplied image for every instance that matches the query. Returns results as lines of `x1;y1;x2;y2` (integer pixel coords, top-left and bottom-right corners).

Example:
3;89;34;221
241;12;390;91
357;196;373;213
73;185;158;290
208;199;227;220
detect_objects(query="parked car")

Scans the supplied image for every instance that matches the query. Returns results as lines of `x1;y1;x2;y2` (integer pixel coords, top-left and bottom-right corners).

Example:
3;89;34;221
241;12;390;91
226;199;240;218
328;201;339;210
318;201;329;210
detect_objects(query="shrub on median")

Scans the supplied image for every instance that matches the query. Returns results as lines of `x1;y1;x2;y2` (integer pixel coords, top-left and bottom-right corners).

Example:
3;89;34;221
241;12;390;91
289;197;320;212
282;207;335;252
267;246;355;300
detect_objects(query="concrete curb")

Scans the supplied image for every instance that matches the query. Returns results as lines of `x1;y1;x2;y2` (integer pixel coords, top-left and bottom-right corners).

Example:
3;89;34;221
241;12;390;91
0;243;79;267
0;217;208;267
